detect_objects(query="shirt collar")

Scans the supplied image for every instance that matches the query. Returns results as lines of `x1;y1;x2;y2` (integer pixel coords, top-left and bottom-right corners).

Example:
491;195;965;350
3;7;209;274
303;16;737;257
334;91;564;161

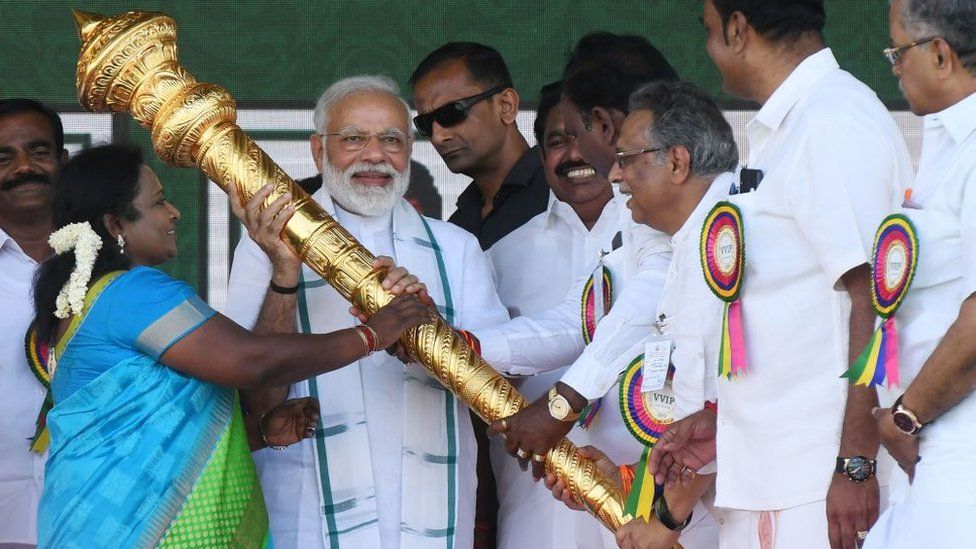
927;91;976;145
542;189;623;232
754;48;839;132
503;146;545;189
454;146;543;210
671;172;735;246
0;225;22;255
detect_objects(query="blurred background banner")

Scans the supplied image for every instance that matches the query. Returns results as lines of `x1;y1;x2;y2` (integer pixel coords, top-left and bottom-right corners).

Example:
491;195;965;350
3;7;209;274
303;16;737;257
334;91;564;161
0;0;919;309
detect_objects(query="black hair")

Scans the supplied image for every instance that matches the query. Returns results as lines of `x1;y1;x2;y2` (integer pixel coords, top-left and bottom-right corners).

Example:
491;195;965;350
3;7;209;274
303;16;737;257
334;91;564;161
563;32;679;83
409;42;514;89
0;98;66;153
33;144;144;344
712;0;825;43
533;81;563;150
563;62;657;116
561;32;679;117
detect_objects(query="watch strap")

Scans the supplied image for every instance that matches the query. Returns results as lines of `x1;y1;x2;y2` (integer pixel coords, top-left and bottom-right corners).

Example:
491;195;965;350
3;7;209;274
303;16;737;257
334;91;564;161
835;456;877;482
654;494;693;532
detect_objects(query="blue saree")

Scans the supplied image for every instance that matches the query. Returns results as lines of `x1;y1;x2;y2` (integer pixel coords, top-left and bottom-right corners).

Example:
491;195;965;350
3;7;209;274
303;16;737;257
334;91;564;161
38;267;270;548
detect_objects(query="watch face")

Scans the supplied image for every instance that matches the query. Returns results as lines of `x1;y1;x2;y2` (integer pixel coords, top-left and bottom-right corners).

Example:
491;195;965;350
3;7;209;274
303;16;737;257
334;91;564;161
892;411;917;434
845;457;874;482
550;397;571;420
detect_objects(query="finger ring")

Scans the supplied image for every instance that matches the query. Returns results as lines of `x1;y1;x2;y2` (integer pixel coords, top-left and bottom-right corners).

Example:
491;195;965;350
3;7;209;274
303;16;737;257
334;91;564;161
856;530;868;541
533;454;545;463
680;465;696;477
516;448;529;459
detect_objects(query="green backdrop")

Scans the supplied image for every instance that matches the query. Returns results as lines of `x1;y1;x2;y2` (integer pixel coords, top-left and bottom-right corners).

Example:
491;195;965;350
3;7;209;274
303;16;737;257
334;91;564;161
0;0;903;294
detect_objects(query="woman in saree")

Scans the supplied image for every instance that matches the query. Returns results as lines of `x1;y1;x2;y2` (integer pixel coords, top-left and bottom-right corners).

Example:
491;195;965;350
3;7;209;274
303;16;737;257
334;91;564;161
33;144;432;548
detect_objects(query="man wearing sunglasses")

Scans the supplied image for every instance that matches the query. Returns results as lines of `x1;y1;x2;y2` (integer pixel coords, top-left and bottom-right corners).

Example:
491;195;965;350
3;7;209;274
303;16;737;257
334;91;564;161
410;42;549;252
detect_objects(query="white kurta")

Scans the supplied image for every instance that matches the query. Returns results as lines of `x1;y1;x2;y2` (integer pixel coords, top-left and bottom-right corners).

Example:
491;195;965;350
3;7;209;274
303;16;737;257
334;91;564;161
715;48;911;521
0;228;46;545
485;191;622;549
225;188;509;549
865;92;976;548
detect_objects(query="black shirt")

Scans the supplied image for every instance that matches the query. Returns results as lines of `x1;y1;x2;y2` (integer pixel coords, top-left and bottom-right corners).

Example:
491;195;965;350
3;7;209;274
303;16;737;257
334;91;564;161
447;146;550;250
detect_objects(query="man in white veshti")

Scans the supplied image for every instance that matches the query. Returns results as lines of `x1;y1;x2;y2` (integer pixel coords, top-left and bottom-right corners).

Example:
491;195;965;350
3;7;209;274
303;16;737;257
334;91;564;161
224;75;509;549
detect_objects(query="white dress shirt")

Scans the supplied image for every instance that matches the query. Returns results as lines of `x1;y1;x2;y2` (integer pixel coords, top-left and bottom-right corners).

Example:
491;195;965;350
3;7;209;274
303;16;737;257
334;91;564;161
486;191;622;548
0;228;46;545
715;48;912;510
883;91;976;506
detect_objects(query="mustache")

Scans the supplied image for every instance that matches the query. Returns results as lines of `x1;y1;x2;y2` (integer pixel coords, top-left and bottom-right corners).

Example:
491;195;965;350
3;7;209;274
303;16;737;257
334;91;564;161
2;172;51;191
556;160;593;177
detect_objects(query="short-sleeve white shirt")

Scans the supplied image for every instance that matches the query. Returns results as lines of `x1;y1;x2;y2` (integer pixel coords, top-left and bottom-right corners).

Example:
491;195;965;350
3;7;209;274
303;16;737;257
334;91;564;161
884;91;976;505
0;228;47;544
715;48;912;510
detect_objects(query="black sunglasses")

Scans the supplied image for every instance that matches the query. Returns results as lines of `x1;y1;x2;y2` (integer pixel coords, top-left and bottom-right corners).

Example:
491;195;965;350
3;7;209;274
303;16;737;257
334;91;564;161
413;85;507;137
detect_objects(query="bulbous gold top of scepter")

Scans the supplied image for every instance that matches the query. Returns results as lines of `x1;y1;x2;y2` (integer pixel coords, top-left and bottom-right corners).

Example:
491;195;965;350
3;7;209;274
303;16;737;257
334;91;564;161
73;9;633;533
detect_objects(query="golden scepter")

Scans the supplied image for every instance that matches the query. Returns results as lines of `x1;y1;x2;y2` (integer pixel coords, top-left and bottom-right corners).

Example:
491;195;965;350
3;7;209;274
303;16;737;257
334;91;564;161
72;9;629;532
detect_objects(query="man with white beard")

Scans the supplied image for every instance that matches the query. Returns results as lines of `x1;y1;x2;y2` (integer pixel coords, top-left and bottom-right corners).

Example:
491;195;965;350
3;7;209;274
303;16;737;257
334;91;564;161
224;75;510;549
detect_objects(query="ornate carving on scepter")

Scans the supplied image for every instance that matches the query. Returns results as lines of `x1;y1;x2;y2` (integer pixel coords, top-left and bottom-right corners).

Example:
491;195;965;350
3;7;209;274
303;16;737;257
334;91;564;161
73;9;629;532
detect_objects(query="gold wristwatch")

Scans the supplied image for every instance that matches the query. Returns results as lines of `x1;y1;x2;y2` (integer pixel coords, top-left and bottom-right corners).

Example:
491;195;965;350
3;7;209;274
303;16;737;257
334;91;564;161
548;387;581;422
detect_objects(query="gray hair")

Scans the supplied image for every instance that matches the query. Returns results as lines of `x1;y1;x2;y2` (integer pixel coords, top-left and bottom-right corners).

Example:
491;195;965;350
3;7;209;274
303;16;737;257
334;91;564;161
312;75;411;133
900;0;976;74
627;81;739;178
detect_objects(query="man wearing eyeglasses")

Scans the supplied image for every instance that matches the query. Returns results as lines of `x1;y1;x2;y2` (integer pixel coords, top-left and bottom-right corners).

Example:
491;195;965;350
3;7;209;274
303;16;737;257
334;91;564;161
863;1;976;547
645;2;914;549
224;75;510;549
410;42;550;252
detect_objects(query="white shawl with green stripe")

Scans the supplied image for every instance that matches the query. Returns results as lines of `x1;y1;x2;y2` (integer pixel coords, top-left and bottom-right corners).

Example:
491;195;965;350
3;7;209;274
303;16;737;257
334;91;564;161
226;189;509;549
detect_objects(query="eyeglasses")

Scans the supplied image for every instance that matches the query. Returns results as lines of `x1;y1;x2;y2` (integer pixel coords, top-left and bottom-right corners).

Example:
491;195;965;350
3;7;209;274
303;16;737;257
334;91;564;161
883;36;938;65
413;85;507;137
320;130;409;153
615;146;662;169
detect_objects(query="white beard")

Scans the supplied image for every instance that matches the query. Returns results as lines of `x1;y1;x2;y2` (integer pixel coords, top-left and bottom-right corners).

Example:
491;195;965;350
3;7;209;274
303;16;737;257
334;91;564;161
322;159;410;217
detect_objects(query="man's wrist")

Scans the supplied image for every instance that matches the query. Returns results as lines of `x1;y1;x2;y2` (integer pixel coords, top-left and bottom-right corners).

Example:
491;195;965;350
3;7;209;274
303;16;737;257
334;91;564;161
653;492;693;532
554;382;588;413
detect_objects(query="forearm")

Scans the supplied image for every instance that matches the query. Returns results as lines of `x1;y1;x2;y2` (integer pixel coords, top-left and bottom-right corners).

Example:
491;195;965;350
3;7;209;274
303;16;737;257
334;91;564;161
838;265;880;456
903;295;976;424
253;264;300;335
244;328;371;387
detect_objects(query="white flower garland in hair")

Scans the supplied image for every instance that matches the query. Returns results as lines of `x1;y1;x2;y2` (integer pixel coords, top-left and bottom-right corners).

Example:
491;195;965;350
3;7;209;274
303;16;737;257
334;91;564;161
48;222;103;319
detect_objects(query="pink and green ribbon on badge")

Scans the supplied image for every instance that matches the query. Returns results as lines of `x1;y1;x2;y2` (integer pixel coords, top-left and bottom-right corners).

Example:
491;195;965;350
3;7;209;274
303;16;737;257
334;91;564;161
700;201;747;379
618;355;672;519
844;214;919;388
